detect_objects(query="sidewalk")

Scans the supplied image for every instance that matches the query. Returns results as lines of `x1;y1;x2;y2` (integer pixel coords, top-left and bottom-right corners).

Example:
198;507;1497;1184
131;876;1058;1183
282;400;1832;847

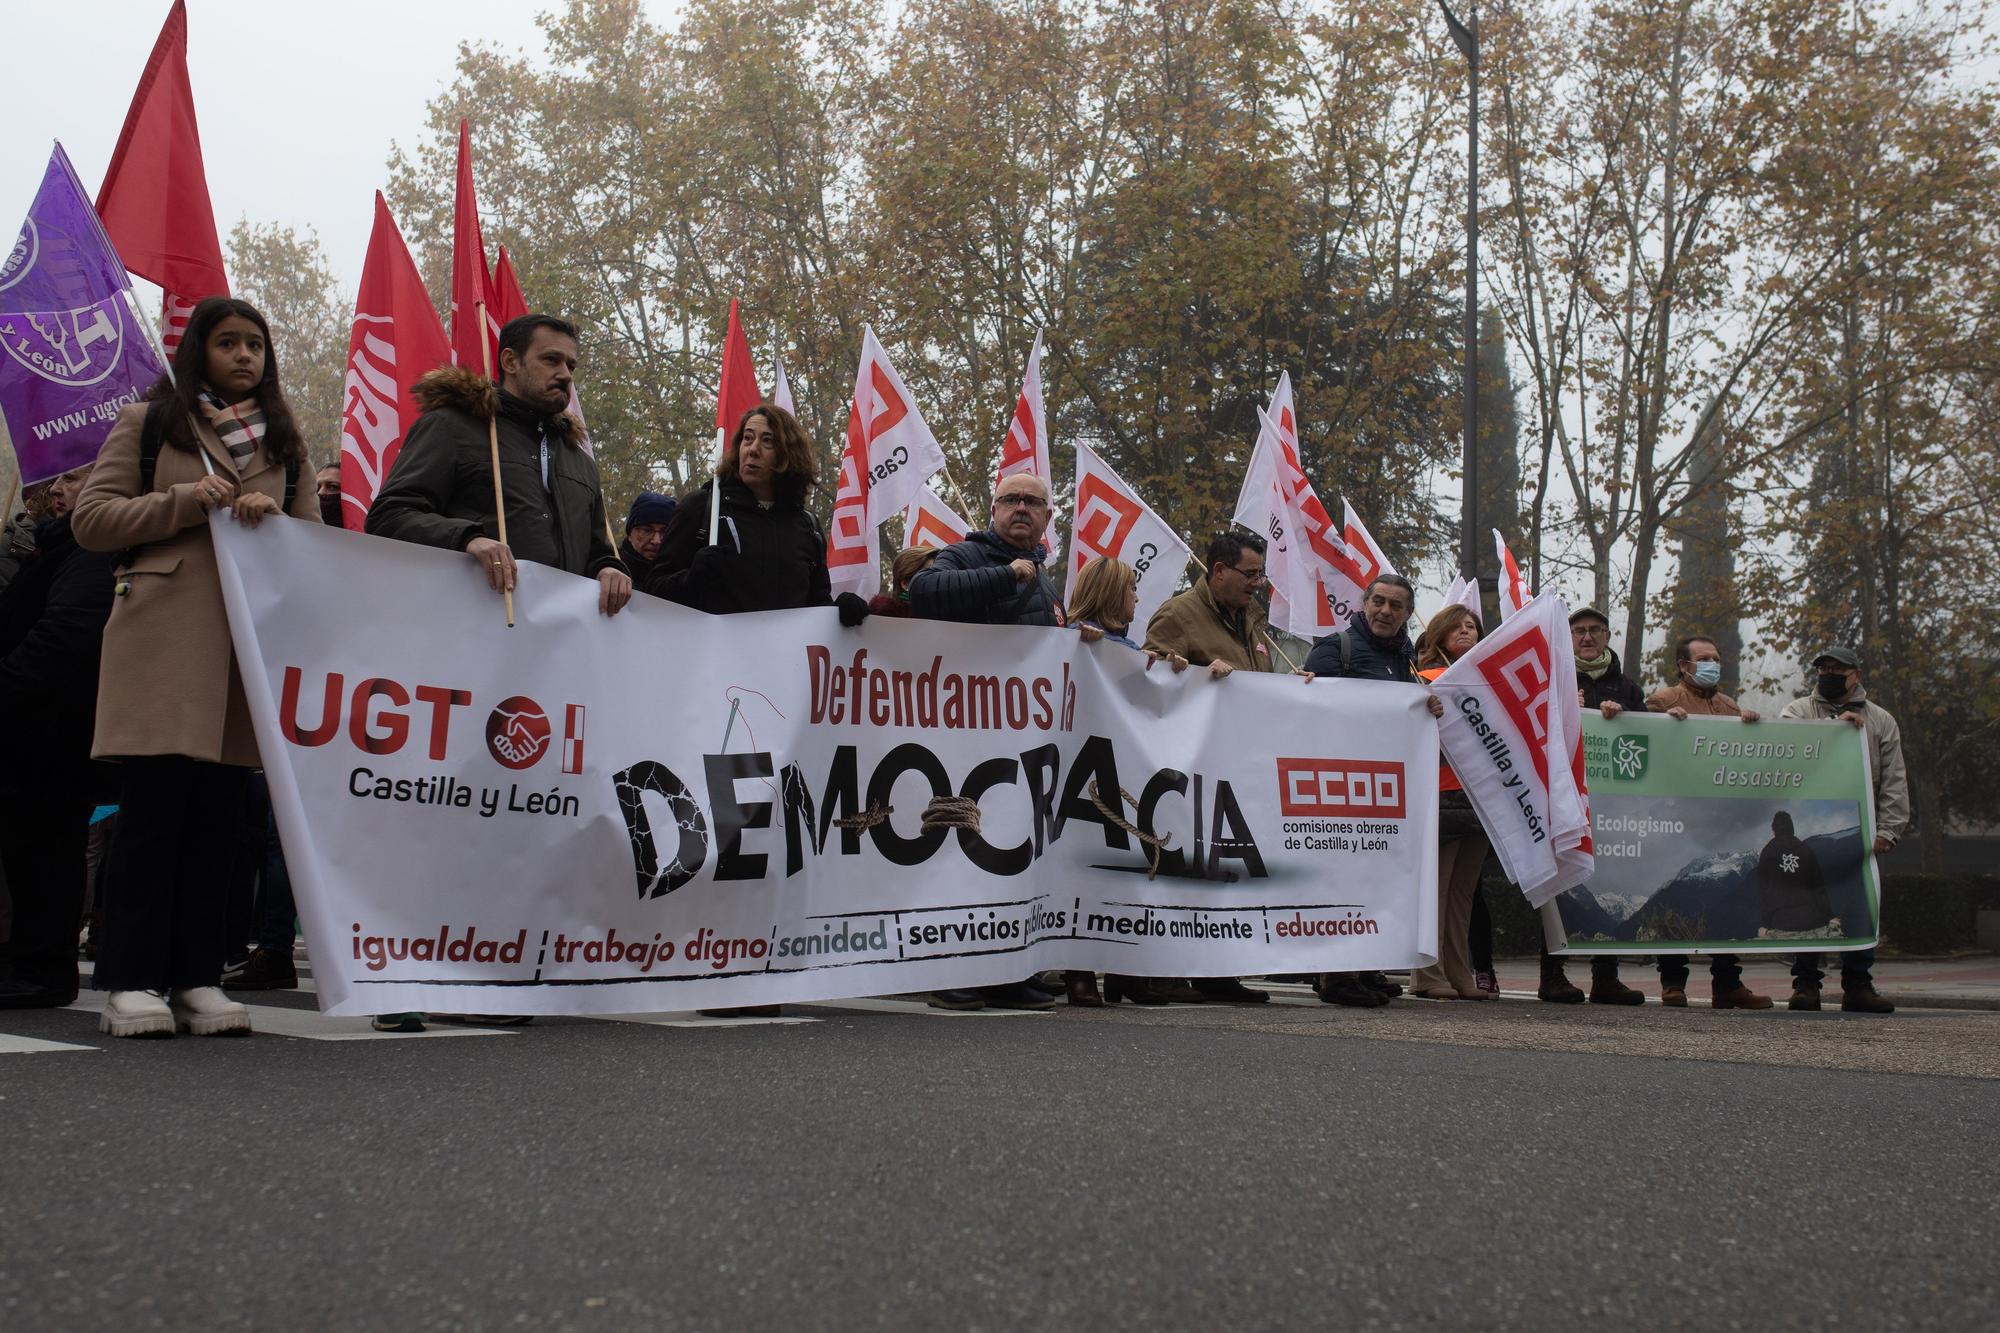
1488;953;2000;1011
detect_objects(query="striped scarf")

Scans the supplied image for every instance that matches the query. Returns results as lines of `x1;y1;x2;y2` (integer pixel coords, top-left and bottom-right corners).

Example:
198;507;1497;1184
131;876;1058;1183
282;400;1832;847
196;388;266;468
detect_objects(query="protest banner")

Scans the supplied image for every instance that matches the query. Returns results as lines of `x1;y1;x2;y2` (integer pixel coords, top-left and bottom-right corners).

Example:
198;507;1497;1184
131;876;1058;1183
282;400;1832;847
1542;711;1880;955
211;517;1439;1016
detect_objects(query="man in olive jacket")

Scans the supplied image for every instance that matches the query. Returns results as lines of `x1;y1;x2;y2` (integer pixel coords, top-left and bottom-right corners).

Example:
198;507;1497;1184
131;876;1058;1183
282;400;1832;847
367;313;630;616
1142;531;1275;676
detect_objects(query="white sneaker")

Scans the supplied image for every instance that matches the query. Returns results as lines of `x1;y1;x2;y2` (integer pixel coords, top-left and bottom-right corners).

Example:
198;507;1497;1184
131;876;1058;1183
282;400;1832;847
100;990;176;1038
168;986;252;1036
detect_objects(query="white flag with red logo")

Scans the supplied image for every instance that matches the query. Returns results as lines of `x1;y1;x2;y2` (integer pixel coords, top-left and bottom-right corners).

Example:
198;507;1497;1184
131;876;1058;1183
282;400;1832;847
902;483;972;552
337;193;452;531
1494;529;1530;621
826;402;879;598
826;329;950;597
1233;379;1389;637
1429;591;1594;908
993;331;1061;561
1070;441;1190;633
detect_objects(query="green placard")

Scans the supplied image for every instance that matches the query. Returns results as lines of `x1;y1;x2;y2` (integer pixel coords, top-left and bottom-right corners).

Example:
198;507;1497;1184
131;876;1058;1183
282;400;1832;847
1550;713;1879;954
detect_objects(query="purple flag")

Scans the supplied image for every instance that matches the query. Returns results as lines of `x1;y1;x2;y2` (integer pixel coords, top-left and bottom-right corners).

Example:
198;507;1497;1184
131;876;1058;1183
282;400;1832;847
1;143;167;486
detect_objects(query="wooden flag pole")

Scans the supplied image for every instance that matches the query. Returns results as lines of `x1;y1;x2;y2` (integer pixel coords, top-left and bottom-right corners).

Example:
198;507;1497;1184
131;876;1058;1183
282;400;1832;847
479;302;515;627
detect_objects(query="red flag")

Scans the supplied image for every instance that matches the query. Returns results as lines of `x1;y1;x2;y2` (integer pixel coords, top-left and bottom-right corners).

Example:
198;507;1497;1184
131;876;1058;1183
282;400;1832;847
338;194;452;531
450;119;498;375
491;246;529;326
716;299;763;433
95;0;228;353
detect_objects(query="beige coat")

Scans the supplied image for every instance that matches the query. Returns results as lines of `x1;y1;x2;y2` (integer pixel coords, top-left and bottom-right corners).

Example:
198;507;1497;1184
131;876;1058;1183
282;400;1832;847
1142;578;1275;672
71;401;320;766
1779;685;1911;842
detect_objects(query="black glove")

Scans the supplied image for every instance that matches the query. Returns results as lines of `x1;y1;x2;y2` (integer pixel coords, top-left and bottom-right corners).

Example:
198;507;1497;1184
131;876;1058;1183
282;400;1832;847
835;591;871;628
689;543;735;585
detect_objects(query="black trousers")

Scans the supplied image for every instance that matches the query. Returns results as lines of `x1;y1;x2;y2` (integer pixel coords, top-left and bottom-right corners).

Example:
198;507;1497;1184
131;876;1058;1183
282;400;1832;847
1468;885;1493;973
0;790;91;1000
93;757;250;993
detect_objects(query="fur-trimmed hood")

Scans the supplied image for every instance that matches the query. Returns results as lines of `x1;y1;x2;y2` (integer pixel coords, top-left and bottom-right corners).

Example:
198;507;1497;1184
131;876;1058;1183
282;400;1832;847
412;366;585;446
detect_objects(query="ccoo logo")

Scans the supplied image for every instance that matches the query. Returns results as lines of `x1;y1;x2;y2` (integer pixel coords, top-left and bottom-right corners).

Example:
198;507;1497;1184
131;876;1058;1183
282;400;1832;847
1074;472;1141;557
486;696;553;769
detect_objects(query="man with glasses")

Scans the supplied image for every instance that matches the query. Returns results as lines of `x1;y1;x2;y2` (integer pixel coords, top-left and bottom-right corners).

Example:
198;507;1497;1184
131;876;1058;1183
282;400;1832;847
909;472;1063;1011
1141;531;1275;680
1136;531;1279;1005
1546;607;1647;1006
908;473;1061;628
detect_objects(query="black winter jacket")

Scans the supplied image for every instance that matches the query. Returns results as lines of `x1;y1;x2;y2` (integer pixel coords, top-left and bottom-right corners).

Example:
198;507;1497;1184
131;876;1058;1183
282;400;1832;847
1579;650;1649;712
365;367;623;580
908;529;1060;626
645;480;832;614
0;514;117;798
1304;613;1418;682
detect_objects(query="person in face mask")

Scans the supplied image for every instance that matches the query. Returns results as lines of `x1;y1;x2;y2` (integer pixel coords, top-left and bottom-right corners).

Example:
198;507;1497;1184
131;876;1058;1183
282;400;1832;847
1644;635;1772;1009
315;464;343;529
1777;646;1907;1014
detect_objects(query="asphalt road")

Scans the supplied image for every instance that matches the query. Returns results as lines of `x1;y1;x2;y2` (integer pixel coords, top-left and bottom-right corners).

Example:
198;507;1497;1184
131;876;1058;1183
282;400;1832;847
4;987;1996;1331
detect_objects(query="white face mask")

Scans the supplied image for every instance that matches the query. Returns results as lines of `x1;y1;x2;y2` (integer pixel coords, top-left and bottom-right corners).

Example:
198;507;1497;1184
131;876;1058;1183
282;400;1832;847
1690;660;1723;688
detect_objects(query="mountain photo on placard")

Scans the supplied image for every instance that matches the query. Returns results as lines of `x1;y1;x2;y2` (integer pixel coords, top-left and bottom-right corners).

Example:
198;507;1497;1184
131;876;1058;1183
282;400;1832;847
1559;796;1870;944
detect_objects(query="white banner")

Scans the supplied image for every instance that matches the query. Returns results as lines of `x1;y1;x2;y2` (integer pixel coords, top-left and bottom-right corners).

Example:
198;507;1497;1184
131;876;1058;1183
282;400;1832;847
1429;592;1594;907
211;517;1438;1016
1069;440;1191;633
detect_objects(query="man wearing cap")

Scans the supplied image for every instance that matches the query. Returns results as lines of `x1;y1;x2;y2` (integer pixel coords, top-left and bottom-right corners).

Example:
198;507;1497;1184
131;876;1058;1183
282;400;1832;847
1544;606;1647;1005
1646;635;1773;1010
1777;646;1907;1014
620;492;676;586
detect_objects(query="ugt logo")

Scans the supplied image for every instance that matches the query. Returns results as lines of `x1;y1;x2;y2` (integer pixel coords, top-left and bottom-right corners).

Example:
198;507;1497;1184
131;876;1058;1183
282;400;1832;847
0;295;126;388
1609;735;1649;782
1074;472;1140;557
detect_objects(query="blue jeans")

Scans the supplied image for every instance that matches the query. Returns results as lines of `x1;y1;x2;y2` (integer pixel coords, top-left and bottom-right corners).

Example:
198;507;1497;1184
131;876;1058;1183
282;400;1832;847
1658;954;1742;990
1791;949;1874;990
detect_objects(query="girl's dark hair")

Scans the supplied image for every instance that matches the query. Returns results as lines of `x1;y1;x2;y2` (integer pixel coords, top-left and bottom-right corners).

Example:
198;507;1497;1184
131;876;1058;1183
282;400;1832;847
144;297;307;469
719;404;817;505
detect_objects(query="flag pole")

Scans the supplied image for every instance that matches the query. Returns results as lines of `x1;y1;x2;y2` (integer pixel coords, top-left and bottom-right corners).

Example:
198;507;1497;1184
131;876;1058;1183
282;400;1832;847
478;300;514;627
707;424;726;547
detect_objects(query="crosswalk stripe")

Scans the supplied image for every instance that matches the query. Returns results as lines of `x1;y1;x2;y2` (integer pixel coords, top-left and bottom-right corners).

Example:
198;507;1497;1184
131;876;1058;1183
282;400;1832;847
0;1033;96;1055
59;998;517;1041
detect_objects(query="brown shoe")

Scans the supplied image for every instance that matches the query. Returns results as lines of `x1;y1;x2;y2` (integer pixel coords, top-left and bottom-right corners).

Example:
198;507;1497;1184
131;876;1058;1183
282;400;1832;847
1787;987;1822;1012
1064;971;1106;1007
1841;986;1895;1014
1588;978;1645;1006
1537;972;1586;1004
1713;986;1773;1011
1156;978;1208;1004
1660;986;1687;1008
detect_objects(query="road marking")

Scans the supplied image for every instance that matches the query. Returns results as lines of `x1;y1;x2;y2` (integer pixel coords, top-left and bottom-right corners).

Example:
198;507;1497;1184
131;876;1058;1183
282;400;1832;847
62;999;516;1041
0;1033;96;1055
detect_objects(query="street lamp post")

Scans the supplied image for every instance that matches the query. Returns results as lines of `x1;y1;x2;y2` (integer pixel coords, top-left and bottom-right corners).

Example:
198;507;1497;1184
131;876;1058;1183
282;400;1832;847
1440;2;1479;587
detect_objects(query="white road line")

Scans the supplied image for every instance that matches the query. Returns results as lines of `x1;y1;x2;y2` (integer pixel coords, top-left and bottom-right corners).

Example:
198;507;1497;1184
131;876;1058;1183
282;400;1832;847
61;999;516;1041
0;1033;96;1055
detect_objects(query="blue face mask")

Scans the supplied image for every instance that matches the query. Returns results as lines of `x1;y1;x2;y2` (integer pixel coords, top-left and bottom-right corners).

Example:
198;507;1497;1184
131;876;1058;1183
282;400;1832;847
1690;660;1722;688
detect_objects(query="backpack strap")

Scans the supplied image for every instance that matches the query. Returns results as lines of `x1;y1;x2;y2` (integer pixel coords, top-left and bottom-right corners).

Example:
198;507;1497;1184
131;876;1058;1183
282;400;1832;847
117;401;174;568
1338;628;1355;675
